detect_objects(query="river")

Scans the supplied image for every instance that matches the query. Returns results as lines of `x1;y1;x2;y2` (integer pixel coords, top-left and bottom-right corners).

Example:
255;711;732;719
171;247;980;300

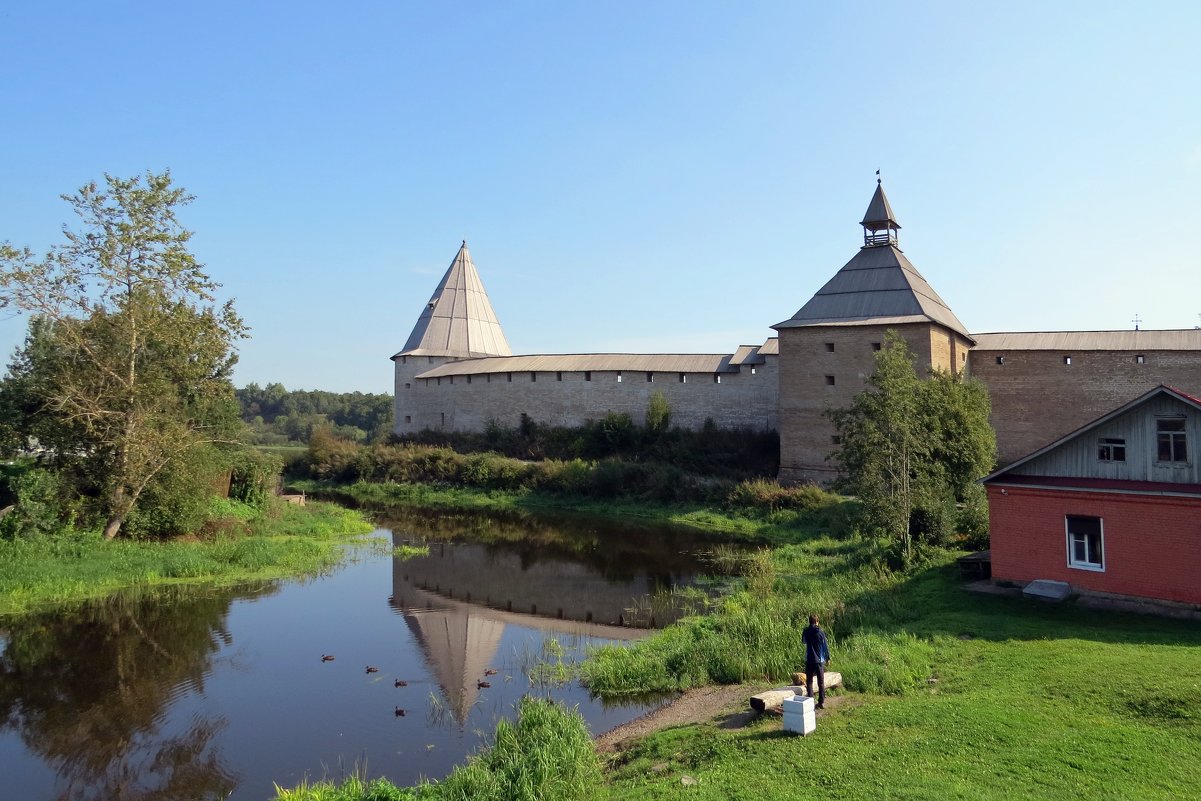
0;507;734;800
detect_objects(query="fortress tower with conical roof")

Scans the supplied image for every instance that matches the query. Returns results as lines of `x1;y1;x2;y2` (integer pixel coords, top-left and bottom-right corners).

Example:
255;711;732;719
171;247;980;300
392;242;513;432
773;181;975;483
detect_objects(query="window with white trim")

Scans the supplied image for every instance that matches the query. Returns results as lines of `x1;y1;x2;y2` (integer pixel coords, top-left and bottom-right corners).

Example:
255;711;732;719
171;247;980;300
1066;515;1104;571
1097;437;1125;462
1157;418;1188;462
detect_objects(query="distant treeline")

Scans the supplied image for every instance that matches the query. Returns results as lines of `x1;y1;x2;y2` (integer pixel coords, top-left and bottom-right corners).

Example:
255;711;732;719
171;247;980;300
236;383;393;444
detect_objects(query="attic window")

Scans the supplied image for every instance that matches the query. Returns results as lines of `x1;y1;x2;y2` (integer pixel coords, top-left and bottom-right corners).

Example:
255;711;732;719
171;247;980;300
872;342;882;352
1157;418;1188;463
825;343;835;353
507;373;512;383
713;374;721;384
617;372;623;383
646;372;653;383
1063;356;1072;365
996;356;1005;365
825;375;836;386
585;371;592;382
486;374;491;383
679;373;686;383
531;372;537;382
404;383;411;390
556;371;563;381
1136;354;1145;364
466;375;471;384
751;367;757;375
1097;437;1126;462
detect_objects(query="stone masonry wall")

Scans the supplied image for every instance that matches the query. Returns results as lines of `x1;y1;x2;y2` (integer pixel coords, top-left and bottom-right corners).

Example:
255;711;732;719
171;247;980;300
393;354;779;435
777;322;961;484
969;349;1201;464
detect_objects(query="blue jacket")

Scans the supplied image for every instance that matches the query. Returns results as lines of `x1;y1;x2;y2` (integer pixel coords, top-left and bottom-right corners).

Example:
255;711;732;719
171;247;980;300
802;624;829;665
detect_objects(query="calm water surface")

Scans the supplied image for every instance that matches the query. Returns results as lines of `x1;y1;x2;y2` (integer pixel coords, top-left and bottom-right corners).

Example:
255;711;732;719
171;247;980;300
0;508;731;801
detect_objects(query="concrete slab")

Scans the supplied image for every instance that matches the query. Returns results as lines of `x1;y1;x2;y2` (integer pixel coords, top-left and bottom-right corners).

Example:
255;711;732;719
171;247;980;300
1023;579;1071;602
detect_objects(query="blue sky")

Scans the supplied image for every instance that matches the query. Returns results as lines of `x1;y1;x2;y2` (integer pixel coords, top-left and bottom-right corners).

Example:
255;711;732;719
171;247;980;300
3;2;1199;393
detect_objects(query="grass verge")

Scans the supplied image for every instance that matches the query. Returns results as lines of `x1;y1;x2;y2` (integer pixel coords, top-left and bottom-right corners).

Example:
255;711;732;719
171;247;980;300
272;697;600;801
0;499;375;616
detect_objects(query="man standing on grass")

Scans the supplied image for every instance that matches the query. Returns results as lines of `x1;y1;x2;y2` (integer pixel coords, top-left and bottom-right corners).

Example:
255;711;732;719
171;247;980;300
802;614;830;708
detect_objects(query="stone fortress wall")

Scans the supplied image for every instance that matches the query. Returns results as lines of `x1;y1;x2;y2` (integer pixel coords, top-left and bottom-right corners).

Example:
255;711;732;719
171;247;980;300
968;342;1201;464
394;352;779;435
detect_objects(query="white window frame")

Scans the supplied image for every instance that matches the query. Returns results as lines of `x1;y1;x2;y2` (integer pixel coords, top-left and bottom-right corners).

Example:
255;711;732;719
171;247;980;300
1065;515;1105;572
1097;437;1126;462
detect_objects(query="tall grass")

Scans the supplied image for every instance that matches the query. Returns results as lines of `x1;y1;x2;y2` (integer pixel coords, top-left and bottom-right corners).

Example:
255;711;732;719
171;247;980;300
271;698;600;801
581;534;934;696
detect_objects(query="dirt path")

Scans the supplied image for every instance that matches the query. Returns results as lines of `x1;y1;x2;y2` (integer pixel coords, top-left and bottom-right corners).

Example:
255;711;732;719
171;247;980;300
593;684;761;753
594;683;851;753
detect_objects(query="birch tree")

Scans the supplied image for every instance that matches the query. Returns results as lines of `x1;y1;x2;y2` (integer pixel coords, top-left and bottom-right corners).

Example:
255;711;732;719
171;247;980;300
0;172;246;539
827;331;995;563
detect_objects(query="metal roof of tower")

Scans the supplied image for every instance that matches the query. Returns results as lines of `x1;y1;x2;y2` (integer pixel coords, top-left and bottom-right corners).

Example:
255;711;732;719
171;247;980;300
395;241;513;358
861;180;900;229
774;182;972;341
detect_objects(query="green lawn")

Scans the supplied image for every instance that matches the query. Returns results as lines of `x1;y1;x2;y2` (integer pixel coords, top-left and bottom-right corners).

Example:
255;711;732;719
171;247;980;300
603;563;1201;801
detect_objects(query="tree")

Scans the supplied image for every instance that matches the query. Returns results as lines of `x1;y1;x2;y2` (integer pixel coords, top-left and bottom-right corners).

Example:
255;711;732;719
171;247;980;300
827;331;995;563
645;390;672;435
0;172;246;539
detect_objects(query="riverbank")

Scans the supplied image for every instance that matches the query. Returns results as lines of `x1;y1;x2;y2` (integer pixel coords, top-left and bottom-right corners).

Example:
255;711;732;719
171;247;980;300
0;499;375;615
287;478;852;543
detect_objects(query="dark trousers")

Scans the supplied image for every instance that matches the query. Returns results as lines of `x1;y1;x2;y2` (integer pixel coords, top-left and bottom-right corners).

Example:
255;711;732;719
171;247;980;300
806;660;825;706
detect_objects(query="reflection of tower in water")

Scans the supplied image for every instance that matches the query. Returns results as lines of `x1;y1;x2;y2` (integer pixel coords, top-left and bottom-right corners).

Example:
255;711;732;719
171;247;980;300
397;598;504;723
389;537;655;723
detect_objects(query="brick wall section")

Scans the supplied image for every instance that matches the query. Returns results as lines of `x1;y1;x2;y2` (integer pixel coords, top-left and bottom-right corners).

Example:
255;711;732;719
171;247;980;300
969;349;1201;464
777;323;971;484
393;354;779;435
987;484;1201;605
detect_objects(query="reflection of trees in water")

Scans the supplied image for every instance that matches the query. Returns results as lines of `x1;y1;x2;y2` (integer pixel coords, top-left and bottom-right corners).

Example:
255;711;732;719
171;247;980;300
379;506;732;582
0;583;275;801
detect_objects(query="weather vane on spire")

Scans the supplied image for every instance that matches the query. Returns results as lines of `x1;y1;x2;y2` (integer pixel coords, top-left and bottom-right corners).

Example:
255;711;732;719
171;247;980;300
1132;313;1141;331
876;169;882;185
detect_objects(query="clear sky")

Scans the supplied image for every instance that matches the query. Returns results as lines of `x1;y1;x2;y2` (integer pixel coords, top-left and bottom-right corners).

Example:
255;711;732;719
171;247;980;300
3;2;1200;394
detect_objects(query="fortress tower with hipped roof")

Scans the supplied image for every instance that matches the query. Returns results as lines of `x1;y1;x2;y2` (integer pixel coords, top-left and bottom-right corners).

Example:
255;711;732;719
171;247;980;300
392;182;1201;483
773;180;975;483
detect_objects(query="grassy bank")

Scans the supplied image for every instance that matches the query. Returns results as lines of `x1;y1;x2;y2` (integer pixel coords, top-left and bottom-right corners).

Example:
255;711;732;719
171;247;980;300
273;697;601;801
0;499;375;616
289;478;853;543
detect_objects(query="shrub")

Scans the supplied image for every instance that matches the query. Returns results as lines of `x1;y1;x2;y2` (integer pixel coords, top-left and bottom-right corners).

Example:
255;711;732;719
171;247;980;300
0;467;66;539
645;390;671;434
229;448;282;509
726;479;839;514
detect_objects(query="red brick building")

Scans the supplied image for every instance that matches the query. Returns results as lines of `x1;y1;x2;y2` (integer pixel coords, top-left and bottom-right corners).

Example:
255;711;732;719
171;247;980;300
983;385;1201;605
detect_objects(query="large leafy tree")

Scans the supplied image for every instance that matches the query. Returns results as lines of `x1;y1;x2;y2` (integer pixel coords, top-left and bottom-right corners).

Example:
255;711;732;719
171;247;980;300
827;331;995;562
0;172;246;539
